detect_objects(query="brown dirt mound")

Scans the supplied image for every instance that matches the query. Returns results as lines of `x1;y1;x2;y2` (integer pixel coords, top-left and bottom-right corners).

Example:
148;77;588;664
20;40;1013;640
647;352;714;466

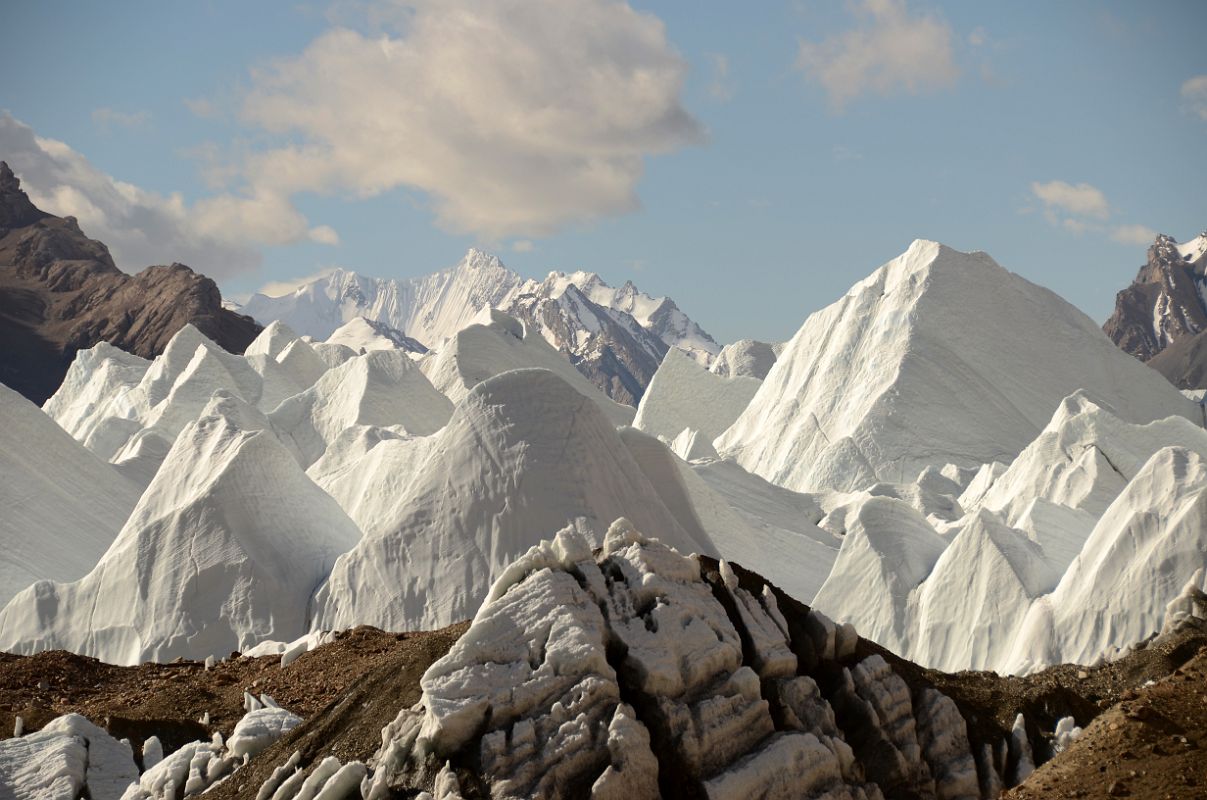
0;624;467;770
1005;645;1207;800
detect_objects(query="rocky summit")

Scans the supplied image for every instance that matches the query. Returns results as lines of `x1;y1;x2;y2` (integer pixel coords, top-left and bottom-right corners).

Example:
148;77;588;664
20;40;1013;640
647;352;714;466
1104;230;1207;388
0;162;260;403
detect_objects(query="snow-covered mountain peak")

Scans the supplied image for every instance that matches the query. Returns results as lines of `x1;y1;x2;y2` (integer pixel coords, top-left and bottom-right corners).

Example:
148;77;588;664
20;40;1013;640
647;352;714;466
1104;228;1207;384
460;246;505;272
540;269;605;298
241;252;719;404
1175;231;1207;266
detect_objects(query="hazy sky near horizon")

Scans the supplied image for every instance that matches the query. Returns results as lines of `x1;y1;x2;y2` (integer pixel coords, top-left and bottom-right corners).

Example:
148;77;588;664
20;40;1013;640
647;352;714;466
2;0;1205;343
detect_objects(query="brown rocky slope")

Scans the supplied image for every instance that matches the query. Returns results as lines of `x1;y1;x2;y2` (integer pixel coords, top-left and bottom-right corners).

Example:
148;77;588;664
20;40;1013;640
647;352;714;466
1103;232;1207;389
0;161;260;403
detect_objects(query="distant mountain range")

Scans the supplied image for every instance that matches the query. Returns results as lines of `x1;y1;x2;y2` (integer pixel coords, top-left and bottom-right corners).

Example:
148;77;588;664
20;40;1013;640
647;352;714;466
0;161;260;403
1104;230;1207;389
238;252;720;405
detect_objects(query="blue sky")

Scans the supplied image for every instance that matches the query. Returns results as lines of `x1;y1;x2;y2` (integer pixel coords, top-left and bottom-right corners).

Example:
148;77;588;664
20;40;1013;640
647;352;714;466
2;0;1205;344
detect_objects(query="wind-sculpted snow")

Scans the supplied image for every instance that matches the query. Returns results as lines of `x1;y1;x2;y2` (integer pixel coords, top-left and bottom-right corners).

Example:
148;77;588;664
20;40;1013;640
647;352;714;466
0;383;141;607
326;316;428;355
634;347;761;444
367;521;1004;799
717;240;1197;493
813;496;949;650
0;713;138;800
42;341;151;443
1006;446;1207;673
34;700;301;800
43;323;336;486
274;338;330;391
0;398;363;665
709;339;782;380
424;309;636;426
311;369;712;633
246;320;305;360
270;348;452;467
673;456;841;604
813;396;1207;674
961;391;1207;528
310;341;357;370
26;321;851;661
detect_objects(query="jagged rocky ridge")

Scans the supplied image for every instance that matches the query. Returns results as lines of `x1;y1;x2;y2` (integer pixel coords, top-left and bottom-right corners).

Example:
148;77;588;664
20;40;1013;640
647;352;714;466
0;162;260;403
1104;231;1207;388
239;252;720;405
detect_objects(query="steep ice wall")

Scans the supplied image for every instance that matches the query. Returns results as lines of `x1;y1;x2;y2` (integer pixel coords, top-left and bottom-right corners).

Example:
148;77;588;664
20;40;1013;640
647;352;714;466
813;396;1207;674
424;309;635;427
717;240;1197;493
0;398;363;664
633;347;761;444
1007;446;1207;673
311;369;712;633
0;383;141;607
270;348;452;467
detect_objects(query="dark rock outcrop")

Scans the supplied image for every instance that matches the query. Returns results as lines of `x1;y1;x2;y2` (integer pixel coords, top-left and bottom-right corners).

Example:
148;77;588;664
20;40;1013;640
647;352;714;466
0;161;261;403
1104;232;1207;388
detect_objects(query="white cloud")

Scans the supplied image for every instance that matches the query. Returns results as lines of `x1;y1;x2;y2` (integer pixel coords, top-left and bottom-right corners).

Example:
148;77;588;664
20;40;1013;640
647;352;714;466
91;108;151;131
707;53;735;102
1110;224;1158;246
225;0;702;240
795;0;959;109
968;27;987;47
1030;180;1110;220
308;224;341;245
0;112;335;279
1181;74;1207;122
511;239;535;253
1028;178;1156;247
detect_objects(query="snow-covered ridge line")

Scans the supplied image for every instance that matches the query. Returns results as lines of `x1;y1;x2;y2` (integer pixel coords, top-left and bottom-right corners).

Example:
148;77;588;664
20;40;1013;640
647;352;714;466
237;248;720;405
